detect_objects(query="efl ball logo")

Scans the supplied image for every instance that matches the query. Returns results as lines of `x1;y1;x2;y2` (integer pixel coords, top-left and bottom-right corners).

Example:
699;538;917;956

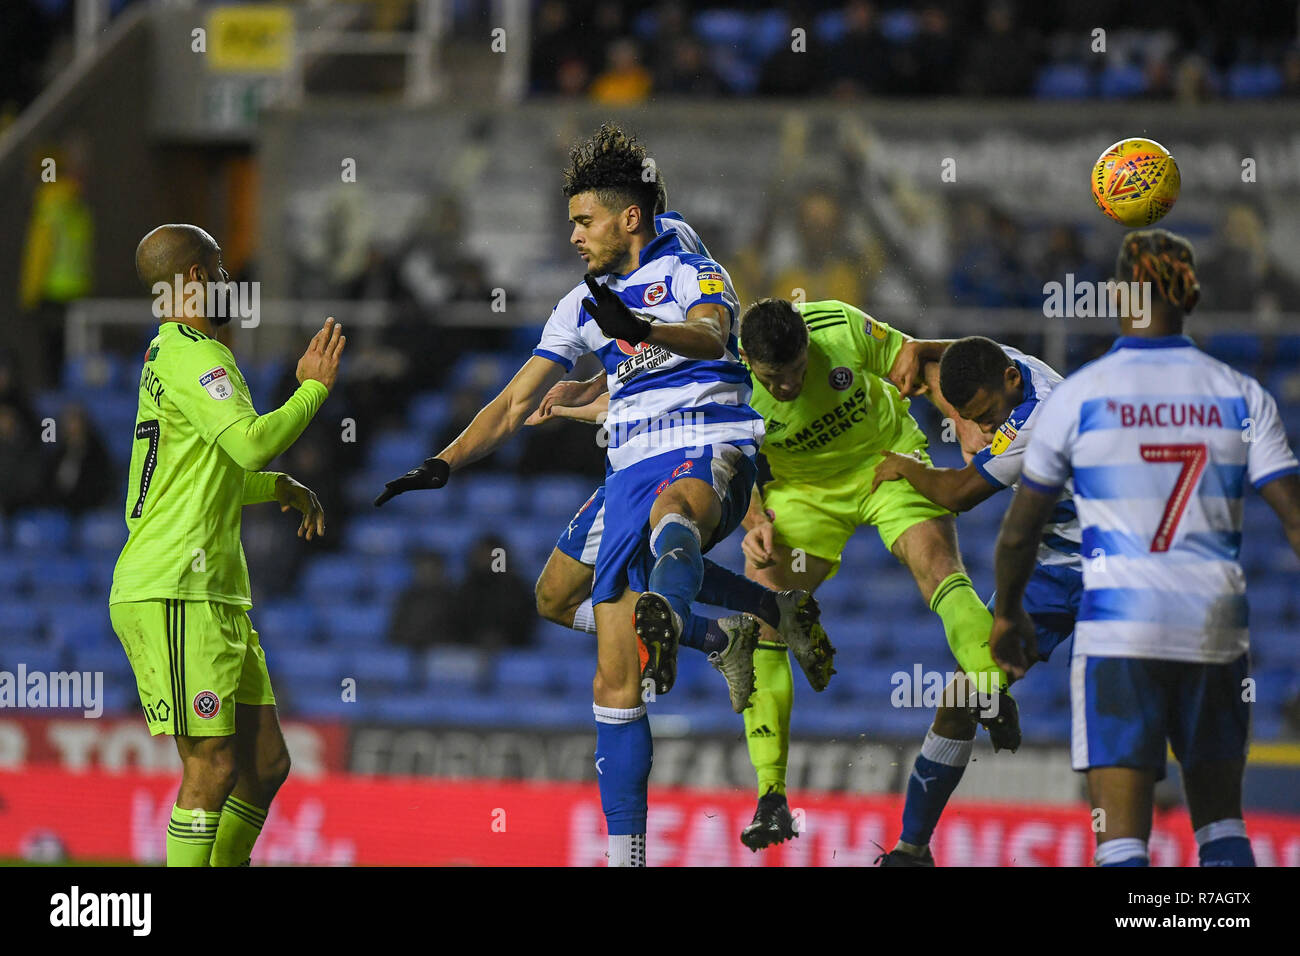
193;690;221;720
1091;138;1180;227
642;281;668;306
829;366;854;390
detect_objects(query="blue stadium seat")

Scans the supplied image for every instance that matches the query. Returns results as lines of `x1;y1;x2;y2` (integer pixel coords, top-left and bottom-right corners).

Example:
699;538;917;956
534;619;590;654
71;645;134;684
1205;333;1262;367
251;599;317;645
0;643;62;674
425;646;488;691
1020;711;1071;744
300;555;368;599
83;394;140;444
1034;64;1094;99
265;646;348;683
362;556;413;597
407;392;451;433
812;9;848;43
0;601;43;641
495;652;560;696
449;353;511;393
64;354;123;392
530;475;595;520
0;554;30;594
11;510;73;552
1227;64;1282;99
348;647;417;689
317;604;391;646
512;697;589;730
286;688;374;721
460;473;522;516
369;693;443;725
1098;63;1147;98
693;9;749;48
350;515;412;556
78;509;126;553
48;602;113;649
368;431;433;474
748;9;790;58
29;555;93;599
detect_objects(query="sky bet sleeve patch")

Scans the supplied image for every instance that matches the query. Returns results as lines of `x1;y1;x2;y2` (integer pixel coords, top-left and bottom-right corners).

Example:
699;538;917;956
865;317;888;340
989;420;1017;455
696;270;725;295
199;366;234;400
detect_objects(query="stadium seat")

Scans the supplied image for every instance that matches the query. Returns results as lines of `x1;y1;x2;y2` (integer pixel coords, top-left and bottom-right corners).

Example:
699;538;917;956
495;652;561;696
29;555;93;601
1034;64;1094;99
1227;64;1282;99
529;475;595;520
0;601;44;641
11;510;73;552
369;431;434;474
300;555;369;600
0;554;30;594
1098;63;1147;98
350;515;412;556
78;509;126;553
0;643;62;674
425;646;489;691
48;602;113;650
317;603;391;646
251;599;318;645
460;473;522;516
1205;333;1262;367
348;646;417;690
407;392;451;434
265;646;348;683
362;556;413;597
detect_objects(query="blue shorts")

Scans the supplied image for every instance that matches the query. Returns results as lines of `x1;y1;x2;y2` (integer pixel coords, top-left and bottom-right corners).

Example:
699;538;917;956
1070;652;1251;779
590;443;757;606
556;485;605;567
985;561;1082;661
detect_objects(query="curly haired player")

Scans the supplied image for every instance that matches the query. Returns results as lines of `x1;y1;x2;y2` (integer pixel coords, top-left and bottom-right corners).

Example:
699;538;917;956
992;228;1300;867
374;125;832;867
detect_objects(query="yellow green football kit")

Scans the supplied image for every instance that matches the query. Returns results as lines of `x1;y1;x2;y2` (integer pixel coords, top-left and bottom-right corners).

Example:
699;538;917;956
109;321;327;737
747;300;949;578
738;301;1001;805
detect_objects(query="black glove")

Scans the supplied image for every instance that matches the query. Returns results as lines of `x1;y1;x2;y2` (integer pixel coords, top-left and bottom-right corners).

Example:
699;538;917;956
373;457;450;507
583;274;652;345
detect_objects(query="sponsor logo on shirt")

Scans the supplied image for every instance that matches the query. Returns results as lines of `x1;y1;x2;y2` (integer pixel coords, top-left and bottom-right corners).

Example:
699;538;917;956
865;319;888;341
199;366;233;400
696;270;725;295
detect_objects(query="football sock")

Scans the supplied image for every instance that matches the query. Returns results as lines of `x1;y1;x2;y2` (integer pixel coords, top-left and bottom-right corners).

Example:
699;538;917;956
699;560;781;628
743;642;793;797
166;803;220;867
648;515;704;624
1195;819;1255;866
593;703;652;868
1095;837;1149;867
573;598;596;634
930;573;1006;691
898;726;974;849
680;614;728;655
210;794;268;866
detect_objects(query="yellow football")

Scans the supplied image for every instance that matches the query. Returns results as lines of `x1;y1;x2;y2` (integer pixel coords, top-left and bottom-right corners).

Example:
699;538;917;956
1091;137;1180;227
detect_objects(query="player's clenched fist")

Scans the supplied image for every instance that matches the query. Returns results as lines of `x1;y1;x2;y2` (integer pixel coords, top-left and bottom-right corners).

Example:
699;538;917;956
742;519;777;569
296;316;346;391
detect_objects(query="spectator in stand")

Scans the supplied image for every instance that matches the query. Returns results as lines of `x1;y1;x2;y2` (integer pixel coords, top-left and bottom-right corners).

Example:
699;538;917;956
590;38;652;104
0;403;44;515
765;184;883;304
46;402;113;513
530;0;582;94
389;550;457;650
897;5;959;96
825;0;894;97
1201;204;1300;314
658;37;724;97
959;0;1038;97
459;534;536;650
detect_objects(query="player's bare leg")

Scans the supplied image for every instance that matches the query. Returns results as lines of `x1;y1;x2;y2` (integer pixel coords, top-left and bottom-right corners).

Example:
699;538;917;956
208;703;290;866
637;476;723;694
1088;766;1156;866
535;548;595;629
1182;758;1256;865
170;734;237;866
593;588;651;866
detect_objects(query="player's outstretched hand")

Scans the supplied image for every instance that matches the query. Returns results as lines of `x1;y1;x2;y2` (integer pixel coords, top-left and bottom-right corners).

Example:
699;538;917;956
296;317;346;391
989;610;1036;681
526;376;605;425
890;343;927;396
870;450;915;494
373;457;450;507
741;521;777;569
582;274;652;345
275;475;325;541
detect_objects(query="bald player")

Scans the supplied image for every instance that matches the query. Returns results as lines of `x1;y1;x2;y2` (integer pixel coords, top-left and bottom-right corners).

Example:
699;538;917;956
109;224;345;866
